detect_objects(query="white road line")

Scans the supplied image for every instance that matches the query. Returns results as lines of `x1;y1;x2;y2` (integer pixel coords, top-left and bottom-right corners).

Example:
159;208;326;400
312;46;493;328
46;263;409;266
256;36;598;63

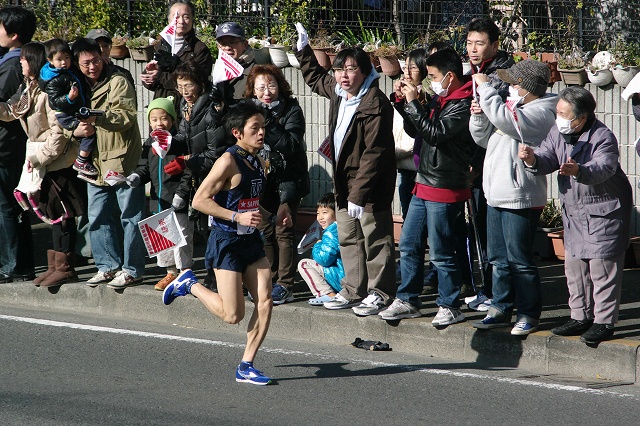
1;314;636;399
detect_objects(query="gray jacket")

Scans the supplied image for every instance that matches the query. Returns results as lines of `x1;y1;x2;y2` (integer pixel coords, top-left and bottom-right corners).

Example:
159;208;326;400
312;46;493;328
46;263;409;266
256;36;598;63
527;118;632;259
470;83;557;209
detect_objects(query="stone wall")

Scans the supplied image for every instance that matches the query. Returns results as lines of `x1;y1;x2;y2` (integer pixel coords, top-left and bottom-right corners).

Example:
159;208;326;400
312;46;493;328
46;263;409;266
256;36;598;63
117;58;640;234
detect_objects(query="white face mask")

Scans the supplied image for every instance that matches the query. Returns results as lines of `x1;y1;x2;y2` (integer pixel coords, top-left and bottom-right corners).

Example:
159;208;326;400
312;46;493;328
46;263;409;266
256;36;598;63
507;86;527;107
556;116;579;134
431;73;451;97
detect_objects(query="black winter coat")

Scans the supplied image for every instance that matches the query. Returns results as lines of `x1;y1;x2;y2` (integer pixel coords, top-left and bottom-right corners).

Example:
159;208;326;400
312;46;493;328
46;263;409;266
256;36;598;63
0;53;27;166
142;29;213;113
404;91;475;190
260;97;309;210
171;91;228;185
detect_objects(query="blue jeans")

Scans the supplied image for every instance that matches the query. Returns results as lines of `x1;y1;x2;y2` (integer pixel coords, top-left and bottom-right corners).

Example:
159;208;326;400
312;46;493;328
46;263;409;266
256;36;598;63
0;164;34;277
87;183;146;278
487;206;542;322
397;169;416;220
398;196;465;309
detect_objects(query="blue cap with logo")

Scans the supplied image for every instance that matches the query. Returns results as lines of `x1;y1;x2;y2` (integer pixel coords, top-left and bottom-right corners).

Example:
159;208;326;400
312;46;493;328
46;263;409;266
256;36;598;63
216;22;245;40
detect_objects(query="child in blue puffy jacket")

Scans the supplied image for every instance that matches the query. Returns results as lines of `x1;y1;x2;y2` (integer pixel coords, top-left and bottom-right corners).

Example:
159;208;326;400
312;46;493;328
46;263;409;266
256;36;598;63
297;193;345;305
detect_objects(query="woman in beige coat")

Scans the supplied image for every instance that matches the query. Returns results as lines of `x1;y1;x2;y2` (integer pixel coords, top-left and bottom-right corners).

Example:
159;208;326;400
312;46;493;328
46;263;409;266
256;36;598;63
0;42;86;287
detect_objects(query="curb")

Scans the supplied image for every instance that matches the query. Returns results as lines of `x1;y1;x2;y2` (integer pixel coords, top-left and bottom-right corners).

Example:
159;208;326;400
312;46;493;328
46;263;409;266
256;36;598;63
1;282;639;384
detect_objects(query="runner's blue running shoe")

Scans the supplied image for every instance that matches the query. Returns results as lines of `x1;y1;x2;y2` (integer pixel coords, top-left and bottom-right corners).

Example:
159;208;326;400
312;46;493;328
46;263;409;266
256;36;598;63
162;269;198;305
235;364;272;385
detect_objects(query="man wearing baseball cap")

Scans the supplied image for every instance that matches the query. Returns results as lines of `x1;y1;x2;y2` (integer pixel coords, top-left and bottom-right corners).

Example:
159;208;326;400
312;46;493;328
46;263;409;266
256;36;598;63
215;21;257;99
85;28;135;87
469;59;558;336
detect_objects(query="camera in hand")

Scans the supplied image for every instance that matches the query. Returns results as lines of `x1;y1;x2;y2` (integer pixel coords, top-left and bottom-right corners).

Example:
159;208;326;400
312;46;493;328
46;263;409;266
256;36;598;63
76;107;103;120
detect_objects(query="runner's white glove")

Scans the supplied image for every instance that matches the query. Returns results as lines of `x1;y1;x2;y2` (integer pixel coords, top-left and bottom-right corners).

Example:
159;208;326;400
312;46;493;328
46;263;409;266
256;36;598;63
347;201;364;219
295;22;308;51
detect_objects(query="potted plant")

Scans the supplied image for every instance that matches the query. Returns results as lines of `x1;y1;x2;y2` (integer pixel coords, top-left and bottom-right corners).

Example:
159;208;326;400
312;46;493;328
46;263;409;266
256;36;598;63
268;30;294;69
557;46;588;86
248;38;271;65
110;33;129;59
126;33;156;62
609;38;640;88
309;27;333;70
587;50;614;86
535;200;564;260
374;43;402;77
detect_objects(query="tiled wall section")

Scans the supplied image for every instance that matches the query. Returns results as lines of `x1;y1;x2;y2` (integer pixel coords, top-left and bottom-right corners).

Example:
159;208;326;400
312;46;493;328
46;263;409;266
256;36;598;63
118;58;640;234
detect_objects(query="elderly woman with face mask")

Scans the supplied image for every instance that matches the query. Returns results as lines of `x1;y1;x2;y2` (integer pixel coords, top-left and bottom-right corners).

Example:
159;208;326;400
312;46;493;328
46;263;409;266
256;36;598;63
519;86;632;345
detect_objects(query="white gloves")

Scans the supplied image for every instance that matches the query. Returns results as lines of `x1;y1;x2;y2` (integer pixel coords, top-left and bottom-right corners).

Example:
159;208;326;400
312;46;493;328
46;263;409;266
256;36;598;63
126;173;140;188
295;22;308;51
347;201;364;219
172;194;186;210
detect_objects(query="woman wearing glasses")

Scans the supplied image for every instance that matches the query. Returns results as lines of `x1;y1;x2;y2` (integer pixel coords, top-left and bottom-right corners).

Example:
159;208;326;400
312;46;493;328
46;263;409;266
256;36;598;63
294;25;397;316
0;42;86;287
160;62;229;289
242;64;308;304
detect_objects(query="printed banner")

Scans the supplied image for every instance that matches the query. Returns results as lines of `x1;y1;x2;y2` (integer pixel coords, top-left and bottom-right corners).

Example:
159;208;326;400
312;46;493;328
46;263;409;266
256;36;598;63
151;129;172;159
160;11;179;53
104;170;127;186
212;50;244;84
297;220;321;254
138;208;187;257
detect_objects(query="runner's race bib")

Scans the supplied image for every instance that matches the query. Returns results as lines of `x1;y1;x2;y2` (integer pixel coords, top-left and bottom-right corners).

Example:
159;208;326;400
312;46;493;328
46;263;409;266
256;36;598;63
236;197;259;235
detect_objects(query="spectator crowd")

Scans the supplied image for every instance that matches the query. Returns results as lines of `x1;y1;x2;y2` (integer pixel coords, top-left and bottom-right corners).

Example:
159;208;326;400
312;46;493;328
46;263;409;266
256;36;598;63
0;2;639;383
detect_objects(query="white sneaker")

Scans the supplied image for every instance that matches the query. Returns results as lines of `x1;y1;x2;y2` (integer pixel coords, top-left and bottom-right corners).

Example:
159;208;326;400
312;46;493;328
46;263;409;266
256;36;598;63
352;293;386;316
431;306;465;327
106;270;143;289
511;320;538;336
464;294;479;305
86;270;116;287
323;293;359;310
378;298;422;320
476;298;492;312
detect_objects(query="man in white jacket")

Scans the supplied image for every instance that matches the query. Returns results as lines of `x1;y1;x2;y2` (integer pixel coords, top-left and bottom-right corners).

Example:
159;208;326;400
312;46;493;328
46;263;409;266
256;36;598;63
468;60;558;336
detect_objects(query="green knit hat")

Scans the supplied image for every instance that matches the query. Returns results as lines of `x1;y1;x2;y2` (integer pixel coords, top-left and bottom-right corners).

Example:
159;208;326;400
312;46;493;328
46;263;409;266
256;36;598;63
147;96;177;122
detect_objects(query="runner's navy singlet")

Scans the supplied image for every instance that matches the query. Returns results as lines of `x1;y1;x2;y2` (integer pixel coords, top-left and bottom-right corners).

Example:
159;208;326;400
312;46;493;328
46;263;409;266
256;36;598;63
212;145;266;234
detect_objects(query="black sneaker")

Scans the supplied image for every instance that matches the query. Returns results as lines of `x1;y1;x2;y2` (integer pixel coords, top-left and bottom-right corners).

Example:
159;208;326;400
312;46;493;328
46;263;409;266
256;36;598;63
580;323;614;344
551;319;593;336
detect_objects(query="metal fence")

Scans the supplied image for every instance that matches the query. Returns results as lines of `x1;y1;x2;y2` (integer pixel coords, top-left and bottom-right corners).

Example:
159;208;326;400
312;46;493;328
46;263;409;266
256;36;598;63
4;1;640;54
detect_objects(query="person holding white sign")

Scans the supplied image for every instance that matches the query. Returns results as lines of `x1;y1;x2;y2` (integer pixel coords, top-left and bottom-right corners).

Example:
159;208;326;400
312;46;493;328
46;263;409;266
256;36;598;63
127;97;194;291
163;100;290;385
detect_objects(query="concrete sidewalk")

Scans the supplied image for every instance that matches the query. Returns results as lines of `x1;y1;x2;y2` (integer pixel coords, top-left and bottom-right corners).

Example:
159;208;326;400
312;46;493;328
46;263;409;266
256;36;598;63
2;222;640;385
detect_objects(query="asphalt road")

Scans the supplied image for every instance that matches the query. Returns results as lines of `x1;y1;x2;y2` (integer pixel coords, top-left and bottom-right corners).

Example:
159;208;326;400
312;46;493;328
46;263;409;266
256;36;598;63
1;305;639;426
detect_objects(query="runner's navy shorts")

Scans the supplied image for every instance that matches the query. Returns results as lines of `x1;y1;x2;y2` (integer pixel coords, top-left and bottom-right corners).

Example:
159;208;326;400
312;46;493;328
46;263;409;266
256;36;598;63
205;227;265;273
